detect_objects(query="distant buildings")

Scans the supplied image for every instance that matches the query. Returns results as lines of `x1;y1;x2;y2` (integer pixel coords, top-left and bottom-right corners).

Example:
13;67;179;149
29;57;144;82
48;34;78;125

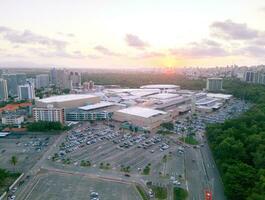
2;73;26;96
0;79;8;101
49;68;81;90
83;80;94;90
18;83;35;100
244;71;265;85
206;78;223;92
69;71;81;88
36;74;49;89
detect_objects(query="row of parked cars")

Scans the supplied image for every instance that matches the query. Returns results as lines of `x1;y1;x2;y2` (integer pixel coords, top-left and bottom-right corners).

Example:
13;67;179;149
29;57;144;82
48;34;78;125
58;127;120;157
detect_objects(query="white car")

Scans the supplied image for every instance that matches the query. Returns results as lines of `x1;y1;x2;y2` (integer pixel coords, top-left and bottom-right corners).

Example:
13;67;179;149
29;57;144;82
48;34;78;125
173;180;181;186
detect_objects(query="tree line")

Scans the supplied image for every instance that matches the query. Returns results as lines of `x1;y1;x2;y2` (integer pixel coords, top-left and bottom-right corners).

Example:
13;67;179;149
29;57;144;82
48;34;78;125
82;73;205;90
27;121;66;132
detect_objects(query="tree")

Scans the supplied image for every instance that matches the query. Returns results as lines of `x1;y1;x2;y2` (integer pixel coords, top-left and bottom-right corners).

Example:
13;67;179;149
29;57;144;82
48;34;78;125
10;156;18;171
160;122;174;131
223;162;256;200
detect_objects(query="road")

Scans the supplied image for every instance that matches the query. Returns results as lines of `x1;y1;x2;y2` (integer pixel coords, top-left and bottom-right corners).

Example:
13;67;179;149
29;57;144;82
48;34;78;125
184;139;226;200
200;141;226;200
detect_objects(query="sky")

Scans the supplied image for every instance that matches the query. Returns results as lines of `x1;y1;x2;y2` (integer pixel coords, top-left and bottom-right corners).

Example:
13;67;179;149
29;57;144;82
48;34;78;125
0;0;265;69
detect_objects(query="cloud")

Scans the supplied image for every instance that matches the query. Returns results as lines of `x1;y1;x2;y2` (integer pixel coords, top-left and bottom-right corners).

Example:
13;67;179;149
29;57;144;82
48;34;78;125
57;32;75;37
235;44;265;57
0;26;67;49
210;20;259;40
125;34;149;49
259;7;265;12
28;48;99;59
170;39;228;58
135;51;165;59
94;45;121;56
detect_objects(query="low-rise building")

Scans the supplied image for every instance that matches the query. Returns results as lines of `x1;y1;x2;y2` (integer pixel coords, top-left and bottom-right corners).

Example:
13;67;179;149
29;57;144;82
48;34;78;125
66;101;122;121
2;114;24;126
113;106;171;131
35;94;100;109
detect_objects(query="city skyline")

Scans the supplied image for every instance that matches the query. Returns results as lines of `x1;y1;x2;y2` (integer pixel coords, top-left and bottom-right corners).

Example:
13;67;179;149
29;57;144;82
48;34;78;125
0;0;265;69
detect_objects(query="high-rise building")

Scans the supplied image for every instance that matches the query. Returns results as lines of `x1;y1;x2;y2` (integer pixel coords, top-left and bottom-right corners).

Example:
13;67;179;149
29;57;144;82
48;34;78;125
69;71;81;88
89;80;94;90
206;78;223;92
36;74;49;89
49;68;71;89
244;71;265;85
2;73;27;96
18;83;35;100
0;78;8;101
50;67;57;85
33;105;65;123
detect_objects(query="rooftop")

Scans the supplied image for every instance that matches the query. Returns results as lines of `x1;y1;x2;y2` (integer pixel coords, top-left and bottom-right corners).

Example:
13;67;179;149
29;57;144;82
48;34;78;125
38;94;97;103
207;93;233;100
148;93;180;100
207;78;223;80
116;106;167;118
140;84;180;89
78;101;115;111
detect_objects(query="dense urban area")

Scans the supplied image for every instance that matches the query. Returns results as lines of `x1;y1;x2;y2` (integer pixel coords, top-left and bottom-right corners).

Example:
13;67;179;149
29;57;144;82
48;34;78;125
0;66;265;200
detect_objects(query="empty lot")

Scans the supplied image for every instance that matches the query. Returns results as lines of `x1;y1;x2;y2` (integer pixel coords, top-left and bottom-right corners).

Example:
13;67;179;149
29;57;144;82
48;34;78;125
24;172;141;200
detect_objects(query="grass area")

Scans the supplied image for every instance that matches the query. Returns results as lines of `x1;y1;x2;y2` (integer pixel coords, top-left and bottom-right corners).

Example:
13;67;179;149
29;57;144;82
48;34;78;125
80;160;91;167
136;185;148;200
0;169;20;194
180;135;198;145
99;162;111;170
142;164;151;175
173;187;188;200
152;186;167;200
120;165;131;173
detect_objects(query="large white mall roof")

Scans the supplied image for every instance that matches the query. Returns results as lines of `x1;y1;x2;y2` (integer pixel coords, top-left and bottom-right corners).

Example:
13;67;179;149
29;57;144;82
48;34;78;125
148;93;180;100
140;84;180;89
79;101;114;111
117;106;167;118
38;94;97;103
207;93;232;100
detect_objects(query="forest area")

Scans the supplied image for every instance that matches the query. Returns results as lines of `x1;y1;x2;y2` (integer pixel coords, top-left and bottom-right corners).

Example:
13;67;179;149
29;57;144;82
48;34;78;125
82;73;205;90
207;80;265;200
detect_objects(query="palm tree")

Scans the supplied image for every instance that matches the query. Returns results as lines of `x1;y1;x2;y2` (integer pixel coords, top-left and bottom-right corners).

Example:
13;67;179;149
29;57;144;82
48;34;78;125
10;155;18;171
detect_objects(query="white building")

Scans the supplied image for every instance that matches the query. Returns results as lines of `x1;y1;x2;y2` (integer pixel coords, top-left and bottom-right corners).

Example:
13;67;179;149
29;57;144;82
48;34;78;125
0;78;8;101
2;114;24;126
36;74;49;89
18;83;35;100
113;106;171;131
35;94;100;109
33;105;65;123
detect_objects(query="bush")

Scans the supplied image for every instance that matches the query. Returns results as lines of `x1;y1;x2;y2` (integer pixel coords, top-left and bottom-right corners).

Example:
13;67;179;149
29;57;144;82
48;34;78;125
160;122;174;131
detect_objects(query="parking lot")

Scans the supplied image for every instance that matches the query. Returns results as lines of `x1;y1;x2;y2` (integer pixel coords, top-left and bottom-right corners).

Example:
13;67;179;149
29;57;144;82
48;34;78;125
0;133;57;172
50;124;185;178
24;172;141;200
175;99;251;136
